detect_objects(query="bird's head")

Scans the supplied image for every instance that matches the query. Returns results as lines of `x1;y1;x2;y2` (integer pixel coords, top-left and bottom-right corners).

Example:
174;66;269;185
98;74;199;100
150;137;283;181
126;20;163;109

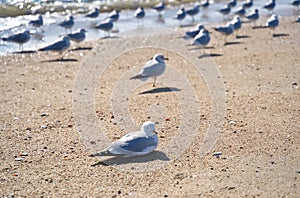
153;54;169;63
141;121;156;135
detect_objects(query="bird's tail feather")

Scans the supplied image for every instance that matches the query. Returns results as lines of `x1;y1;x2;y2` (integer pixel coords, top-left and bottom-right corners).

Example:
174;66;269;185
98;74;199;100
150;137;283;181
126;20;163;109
130;74;149;81
89;150;114;157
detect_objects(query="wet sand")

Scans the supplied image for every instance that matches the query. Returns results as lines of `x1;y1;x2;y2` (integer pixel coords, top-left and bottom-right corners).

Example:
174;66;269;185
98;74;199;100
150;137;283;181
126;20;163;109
0;16;299;197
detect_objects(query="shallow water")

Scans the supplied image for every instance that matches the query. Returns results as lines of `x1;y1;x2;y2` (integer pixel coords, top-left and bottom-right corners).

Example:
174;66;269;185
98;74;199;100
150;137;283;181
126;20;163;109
0;0;298;55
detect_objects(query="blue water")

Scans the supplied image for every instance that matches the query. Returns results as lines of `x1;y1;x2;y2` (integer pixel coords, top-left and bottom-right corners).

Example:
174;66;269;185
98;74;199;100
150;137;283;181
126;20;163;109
0;0;298;55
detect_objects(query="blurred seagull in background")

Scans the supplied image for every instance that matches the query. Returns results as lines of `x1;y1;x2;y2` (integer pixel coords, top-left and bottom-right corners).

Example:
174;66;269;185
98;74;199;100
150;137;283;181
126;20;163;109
246;9;259;26
228;0;237;8
230;16;242;38
174;7;186;26
130;54;168;87
192;28;211;50
39;36;71;59
234;5;246;17
67;28;87;43
214;23;234;44
201;0;210;9
186;4;200;22
134;7;145;26
89;121;158;158
152;1;165;17
29;15;43;29
265;14;279;35
1;30;31;51
219;5;231;20
95;18;114;37
243;0;253;9
86;8;100;18
59;16;74;32
183;23;204;39
263;0;276;14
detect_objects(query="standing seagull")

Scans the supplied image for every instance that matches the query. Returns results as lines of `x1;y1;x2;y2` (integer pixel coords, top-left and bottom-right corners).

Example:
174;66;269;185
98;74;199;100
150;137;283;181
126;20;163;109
130;54;168;87
29;15;43;29
59;16;74;32
234;5;246;17
95;18;114;37
243;0;253;9
152;2;165;17
39;37;71;59
201;0;210;9
183;24;204;39
89;121;158;158
265;14;279;35
219;5;231;20
192;28;211;51
263;0;276;14
230;16;242;38
214;23;234;44
67;28;87;43
228;0;237;8
86;8;100;18
174;7;186;26
246;9;259;26
134;7;145;26
108;10;120;23
186;4;200;22
1;30;31;51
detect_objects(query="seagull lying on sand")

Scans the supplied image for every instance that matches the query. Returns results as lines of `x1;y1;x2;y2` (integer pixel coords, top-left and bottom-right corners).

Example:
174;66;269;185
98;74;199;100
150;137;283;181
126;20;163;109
130;54;168;87
67;28;87;43
90;121;158;158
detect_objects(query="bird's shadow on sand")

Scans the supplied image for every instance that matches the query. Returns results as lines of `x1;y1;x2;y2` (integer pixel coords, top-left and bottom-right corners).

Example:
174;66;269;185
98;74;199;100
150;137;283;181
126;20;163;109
100;35;118;40
139;87;181;95
41;58;78;63
91;151;170;167
273;33;289;37
224;41;244;46
236;35;251;39
188;46;214;51
13;50;36;54
198;53;223;59
69;47;93;52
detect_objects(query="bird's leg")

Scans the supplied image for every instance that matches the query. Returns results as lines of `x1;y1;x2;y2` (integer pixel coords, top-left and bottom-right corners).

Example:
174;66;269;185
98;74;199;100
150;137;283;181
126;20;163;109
224;35;227;45
192;16;195;22
153;77;156;87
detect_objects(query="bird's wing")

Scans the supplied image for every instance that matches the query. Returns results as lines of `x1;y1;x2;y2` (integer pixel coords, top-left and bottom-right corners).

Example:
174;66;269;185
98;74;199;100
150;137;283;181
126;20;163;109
141;60;165;77
40;40;67;51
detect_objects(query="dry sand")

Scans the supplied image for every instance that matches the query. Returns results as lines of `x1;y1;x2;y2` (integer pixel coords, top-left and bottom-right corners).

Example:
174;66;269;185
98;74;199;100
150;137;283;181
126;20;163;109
0;16;299;197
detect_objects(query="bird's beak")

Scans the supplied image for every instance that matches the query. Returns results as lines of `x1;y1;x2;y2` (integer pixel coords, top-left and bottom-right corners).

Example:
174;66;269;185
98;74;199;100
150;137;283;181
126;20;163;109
164;57;169;60
154;130;158;134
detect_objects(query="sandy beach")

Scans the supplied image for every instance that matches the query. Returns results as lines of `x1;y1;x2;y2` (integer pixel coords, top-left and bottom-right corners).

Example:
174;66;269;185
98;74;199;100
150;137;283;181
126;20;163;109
0;16;299;197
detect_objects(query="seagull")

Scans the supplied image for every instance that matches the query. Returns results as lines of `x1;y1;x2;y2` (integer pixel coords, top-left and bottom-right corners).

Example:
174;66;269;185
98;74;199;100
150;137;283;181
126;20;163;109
152;2;165;17
89;121;158;158
230;16;242;37
67;28;87;43
234;6;246;17
108;10;120;23
246;9;259;26
186;4;200;22
29;15;43;28
192;28;211;49
39;36;71;59
95;18;114;37
214;23;234;44
292;0;300;7
174;7;186;26
263;0;276;13
1;30;31;51
134;7;145;26
296;15;300;23
130;54;168;87
219;5;231;20
243;0;253;9
265;14;279;35
86;8;100;18
59;16;74;31
201;0;210;9
228;0;237;8
183;23;204;39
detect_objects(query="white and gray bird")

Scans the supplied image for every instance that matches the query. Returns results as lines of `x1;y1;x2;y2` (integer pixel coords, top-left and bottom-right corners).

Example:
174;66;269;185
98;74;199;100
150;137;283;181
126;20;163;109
152;2;165;17
1;30;31;51
95;18;114;37
265;14;279;35
230;16;242;37
67;28;87;43
192;28;210;48
29;15;43;28
89;121;158;158
246;9;259;26
183;23;204;39
174;7;186;26
214;23;234;44
134;7;145;26
39;36;71;58
59;15;74;31
130;54;168;87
